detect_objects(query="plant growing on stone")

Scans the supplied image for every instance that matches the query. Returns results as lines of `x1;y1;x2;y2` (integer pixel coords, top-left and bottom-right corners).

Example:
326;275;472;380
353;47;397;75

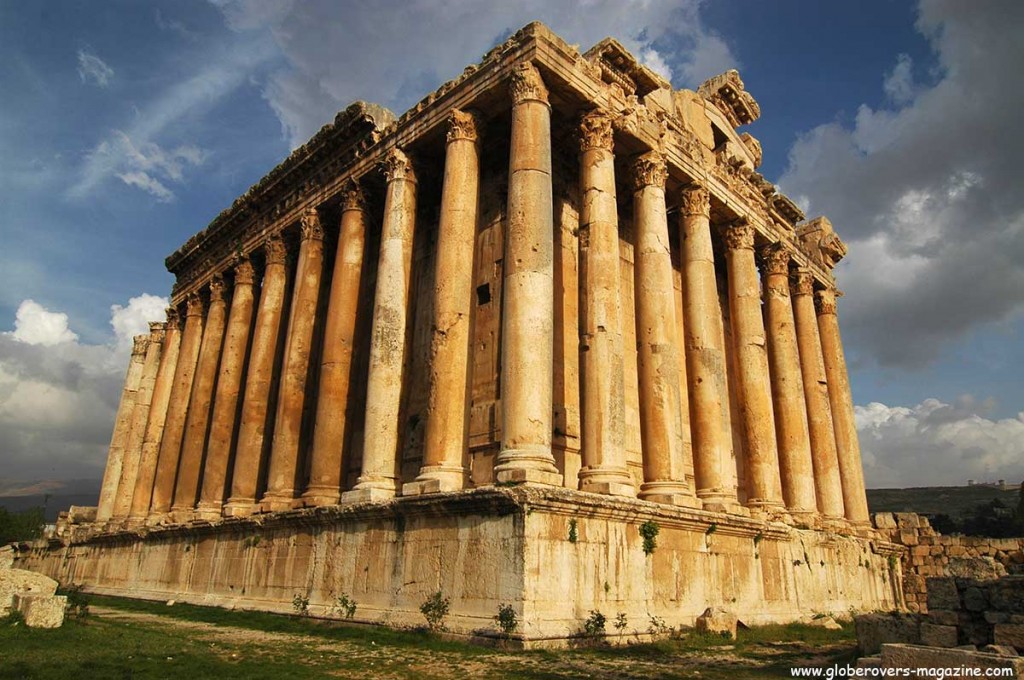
639;520;659;555
291;594;310;617
582;609;606;636
614;612;628;633
568;518;578;544
420;591;450;631
336;593;357;619
494;603;518;637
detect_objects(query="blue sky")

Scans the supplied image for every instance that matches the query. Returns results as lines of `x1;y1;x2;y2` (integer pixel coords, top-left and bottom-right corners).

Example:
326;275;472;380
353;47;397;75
1;0;1022;488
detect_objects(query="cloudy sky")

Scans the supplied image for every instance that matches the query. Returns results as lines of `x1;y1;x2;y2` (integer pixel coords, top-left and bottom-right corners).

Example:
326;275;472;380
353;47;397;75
1;0;1021;489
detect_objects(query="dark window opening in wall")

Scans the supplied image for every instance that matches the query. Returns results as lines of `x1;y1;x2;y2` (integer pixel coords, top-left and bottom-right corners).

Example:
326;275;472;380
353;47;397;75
476;283;491;306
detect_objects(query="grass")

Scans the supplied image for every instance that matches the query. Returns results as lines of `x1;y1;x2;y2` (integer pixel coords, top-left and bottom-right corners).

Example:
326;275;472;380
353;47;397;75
0;596;858;680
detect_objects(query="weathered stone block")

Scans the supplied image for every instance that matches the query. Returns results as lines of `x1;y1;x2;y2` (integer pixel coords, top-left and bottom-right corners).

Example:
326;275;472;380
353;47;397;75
926;577;959;611
920;623;958;648
949;556;1006;580
695;607;737;639
13;593;66;628
994;624;1024;651
0;568;59;616
879;643;1024;675
963;586;988;612
873;513;896;530
928;610;958;626
989;577;1024;612
855;613;920;655
981;645;1019;657
985;611;1010;625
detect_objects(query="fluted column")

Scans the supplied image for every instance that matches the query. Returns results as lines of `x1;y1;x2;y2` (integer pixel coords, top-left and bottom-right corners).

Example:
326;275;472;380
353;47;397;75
111;323;165;521
573;110;634;497
150;293;205;516
195;258;257;519
303;184;368;505
96;335;149;523
127;309;181;524
223;236;289;517
760;245;816;519
171;275;229;518
261;210;325;512
493;61;561;487
723;220;785;517
791;271;845;520
343;149;418;503
405;110;481;496
630;151;695;506
680;184;736;512
816;287;870;526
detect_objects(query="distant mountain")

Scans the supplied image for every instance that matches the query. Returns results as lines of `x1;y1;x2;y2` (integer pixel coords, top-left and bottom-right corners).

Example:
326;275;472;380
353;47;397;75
0;478;101;522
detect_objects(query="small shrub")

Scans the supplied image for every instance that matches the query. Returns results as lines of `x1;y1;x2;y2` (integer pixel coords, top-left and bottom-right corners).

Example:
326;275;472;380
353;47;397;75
568;518;578;544
336;593;357;619
243;535;261;548
61;584;90;618
582;609;606;636
614;612;628;633
753;532;764;546
705;523;717;535
291;594;310;617
494;603;518;637
420;591;450;631
648;614;670;636
639;520;659;555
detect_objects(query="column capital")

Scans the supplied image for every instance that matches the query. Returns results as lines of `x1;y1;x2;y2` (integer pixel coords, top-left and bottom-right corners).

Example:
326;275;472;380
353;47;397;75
300;208;324;241
509;61;548;106
209;273;226;303
446;109;481;144
131;334;150;356
165;307;180;330
579;109;613;153
381;148;417;184
264;233;288;265
234;257;255;286
759;243;791;276
814;287;838;316
790;269;814;296
629;150;667;192
341;180;366;212
723;218;755;251
185;292;204;318
680;183;710;217
148;320;166;334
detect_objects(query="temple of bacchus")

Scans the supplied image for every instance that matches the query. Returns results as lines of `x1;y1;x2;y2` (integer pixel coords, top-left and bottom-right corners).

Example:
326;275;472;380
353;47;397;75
18;23;903;643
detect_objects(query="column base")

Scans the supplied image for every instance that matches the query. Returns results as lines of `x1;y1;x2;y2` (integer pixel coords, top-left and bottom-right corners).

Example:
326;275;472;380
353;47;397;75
167;508;195;524
494;447;561;487
784;509;818;529
299;486;342;507
222;499;257;518
745;500;790;523
259;493;298;513
340;486;396;504
123;517;147;530
193;503;224;522
581;480;637;497
402;465;465;496
696;488;742;515
579;466;636;498
639;480;699;507
494;467;563;487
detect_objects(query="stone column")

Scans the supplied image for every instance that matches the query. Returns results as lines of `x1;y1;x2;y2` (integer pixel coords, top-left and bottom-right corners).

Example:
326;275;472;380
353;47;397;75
760;245;817;519
150;293;205;516
680;184;736;512
111;323;165;521
493;61;561;487
791;271;845;520
816;287;870;526
96;335;149;523
223;236;288;517
127;309;181;524
629;151;694;506
195;258;257;519
171;275;229;518
405;110;481;497
342;150;418;503
261;210;325;512
302;184;368;506
572;110;633;498
722;220;785;517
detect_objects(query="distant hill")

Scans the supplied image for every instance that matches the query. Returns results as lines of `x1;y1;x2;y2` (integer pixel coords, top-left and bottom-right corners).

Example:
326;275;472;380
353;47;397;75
867;484;1021;519
0;478;100;522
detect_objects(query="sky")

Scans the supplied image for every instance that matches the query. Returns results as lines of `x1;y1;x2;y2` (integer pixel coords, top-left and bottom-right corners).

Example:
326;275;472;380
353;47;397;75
1;0;1022;490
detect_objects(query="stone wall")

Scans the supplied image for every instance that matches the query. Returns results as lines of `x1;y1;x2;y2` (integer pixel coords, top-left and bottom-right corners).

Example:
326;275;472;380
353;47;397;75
873;512;1024;613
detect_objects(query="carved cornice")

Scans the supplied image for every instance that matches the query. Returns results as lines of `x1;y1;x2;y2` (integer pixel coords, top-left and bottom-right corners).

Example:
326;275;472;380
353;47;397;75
697;69;761;128
629;151;667;191
740;132;762;169
264;234;288;266
790;270;814;297
680;184;710;217
579;109;613;152
381;148;416;184
723;219;755;251
341;180;366;212
209;274;226;303
759;244;790;276
185;292;204;318
509;61;549;106
814;288;837;316
446;109;481;144
234;257;255;286
299;208;324;241
131;335;149;356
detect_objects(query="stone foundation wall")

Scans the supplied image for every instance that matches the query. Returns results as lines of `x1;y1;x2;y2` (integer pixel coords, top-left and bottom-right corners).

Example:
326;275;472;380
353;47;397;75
873;512;1024;613
16;488;901;645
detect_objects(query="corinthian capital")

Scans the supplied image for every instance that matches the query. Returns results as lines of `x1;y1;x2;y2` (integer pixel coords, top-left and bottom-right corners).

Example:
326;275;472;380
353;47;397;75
790;270;814;297
300;208;324;241
759;243;790;276
579;109;613;153
209;273;226;303
165;307;180;330
381;148;416;184
341;180;366;212
148;322;166;344
629;150;667;192
723;219;755;251
264;233;287;266
446;109;481;144
814;288;837;316
509;61;548;106
680;183;710;217
132;335;149;356
185;292;204;318
234;257;255;286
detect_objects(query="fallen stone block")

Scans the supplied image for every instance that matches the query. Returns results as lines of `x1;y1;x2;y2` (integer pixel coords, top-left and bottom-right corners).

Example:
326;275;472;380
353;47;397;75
927;610;957;626
920;622;958;648
948;556;1006;580
695;607;737;640
993;623;1024;651
855;613;921;655
981;645;1019;657
925;577;959;611
13;593;66;628
879;643;1024;675
0;569;59;616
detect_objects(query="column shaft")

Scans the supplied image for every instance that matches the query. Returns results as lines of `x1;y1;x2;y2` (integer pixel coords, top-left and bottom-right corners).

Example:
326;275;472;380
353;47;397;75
262;210;325;511
494;61;560;486
680;184;736;512
406;111;481;496
150;294;205;515
223;236;289;517
816;288;870;525
791;272;845;519
723;221;785;515
96;336;149;523
303;186;368;505
195;259;256;518
128;310;181;523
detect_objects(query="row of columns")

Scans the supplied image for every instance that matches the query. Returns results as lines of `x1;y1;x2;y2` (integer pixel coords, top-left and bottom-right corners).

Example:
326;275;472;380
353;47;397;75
95;59;868;528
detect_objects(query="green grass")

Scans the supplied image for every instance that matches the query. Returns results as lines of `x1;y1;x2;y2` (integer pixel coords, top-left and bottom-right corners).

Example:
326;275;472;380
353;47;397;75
0;597;858;680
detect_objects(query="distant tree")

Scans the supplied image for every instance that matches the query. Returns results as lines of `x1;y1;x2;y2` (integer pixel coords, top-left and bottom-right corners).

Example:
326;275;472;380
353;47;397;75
0;506;46;544
961;498;1017;538
929;513;960;535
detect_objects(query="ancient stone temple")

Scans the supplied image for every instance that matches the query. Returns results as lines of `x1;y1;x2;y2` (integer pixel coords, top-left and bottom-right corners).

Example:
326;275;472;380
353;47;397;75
19;23;902;644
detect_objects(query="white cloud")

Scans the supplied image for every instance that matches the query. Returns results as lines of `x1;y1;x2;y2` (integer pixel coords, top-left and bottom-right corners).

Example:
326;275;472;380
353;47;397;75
778;0;1024;368
77;48;114;87
80;130;206;202
640;48;673;82
110;294;168;352
7;300;78;346
857;398;1024;488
